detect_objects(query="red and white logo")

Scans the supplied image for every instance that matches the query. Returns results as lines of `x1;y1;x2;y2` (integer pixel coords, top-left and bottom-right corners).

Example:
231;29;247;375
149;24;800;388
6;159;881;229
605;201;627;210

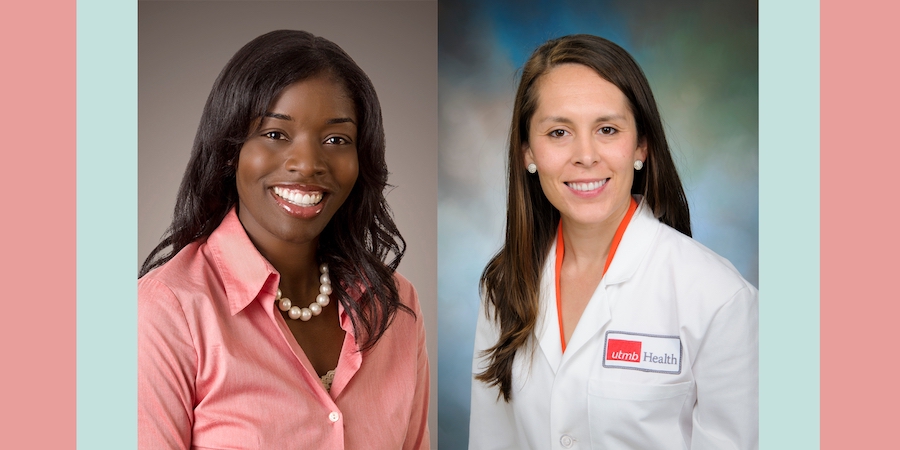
606;339;641;363
603;331;683;374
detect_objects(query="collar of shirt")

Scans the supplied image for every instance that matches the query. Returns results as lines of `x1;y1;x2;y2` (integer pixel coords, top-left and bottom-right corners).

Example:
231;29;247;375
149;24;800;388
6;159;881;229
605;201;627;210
207;208;278;317
205;208;361;396
602;195;662;286
207;208;356;329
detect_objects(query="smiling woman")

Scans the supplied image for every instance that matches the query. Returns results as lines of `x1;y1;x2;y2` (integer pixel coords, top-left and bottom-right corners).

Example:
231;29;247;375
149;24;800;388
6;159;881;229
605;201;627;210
470;35;757;449
236;77;360;255
524;64;648;238
138;30;429;449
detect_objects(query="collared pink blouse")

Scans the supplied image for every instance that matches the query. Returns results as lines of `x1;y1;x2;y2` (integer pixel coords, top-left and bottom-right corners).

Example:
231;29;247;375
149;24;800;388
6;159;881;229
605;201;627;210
138;210;429;449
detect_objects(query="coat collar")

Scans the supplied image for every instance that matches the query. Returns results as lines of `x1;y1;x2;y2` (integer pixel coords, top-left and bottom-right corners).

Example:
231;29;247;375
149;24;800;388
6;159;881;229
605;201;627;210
536;239;563;372
535;196;661;370
602;196;661;285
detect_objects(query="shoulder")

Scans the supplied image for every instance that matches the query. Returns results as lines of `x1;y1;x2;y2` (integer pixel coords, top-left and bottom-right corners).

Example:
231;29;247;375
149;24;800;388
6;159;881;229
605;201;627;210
392;271;423;315
137;244;213;352
139;240;212;303
630;198;750;287
392;270;414;293
658;225;742;273
137;238;235;330
622;202;756;308
650;223;757;303
371;272;427;359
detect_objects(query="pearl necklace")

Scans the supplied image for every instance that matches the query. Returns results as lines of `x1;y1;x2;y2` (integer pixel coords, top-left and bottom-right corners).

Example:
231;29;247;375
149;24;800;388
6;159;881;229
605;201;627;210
276;263;332;321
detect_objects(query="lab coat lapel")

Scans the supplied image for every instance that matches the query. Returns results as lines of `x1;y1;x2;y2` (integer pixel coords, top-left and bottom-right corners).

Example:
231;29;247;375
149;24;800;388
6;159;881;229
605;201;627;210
561;197;658;361
537;240;563;373
561;280;612;362
602;198;658;287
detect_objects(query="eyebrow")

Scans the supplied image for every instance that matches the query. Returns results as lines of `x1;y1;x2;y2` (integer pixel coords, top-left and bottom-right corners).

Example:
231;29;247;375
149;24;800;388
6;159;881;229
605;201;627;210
326;117;356;125
541;114;625;124
538;114;628;125
263;112;356;126
264;112;293;121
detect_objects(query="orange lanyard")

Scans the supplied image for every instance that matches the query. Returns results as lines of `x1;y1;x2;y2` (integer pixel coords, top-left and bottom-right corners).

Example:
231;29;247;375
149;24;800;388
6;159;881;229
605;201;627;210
555;198;638;353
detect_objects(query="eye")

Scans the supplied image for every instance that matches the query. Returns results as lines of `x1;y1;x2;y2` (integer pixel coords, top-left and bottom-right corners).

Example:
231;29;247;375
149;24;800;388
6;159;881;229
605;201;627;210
263;131;287;140
599;126;618;136
548;129;569;138
324;136;351;145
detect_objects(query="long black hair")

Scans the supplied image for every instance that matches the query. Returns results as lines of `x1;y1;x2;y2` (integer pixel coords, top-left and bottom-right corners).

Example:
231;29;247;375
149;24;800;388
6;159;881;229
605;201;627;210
479;34;691;400
141;30;409;350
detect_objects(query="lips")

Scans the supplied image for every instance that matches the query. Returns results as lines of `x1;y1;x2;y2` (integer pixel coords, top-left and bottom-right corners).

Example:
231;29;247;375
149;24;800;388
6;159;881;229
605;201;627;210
272;186;324;207
270;185;327;219
566;179;608;192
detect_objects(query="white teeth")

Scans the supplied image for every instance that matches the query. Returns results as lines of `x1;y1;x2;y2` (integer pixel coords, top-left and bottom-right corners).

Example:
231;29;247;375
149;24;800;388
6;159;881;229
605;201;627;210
568;179;607;191
273;186;324;207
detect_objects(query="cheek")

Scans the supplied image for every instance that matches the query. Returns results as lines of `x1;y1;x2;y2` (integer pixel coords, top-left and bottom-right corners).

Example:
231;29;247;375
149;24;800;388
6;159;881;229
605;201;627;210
528;145;565;197
526;147;544;167
537;155;565;173
608;140;641;166
614;149;635;167
235;145;271;194
537;175;559;201
336;151;359;188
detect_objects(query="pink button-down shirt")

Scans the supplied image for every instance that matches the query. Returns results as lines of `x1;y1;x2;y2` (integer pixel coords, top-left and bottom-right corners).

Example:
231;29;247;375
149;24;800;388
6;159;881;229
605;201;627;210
138;210;429;449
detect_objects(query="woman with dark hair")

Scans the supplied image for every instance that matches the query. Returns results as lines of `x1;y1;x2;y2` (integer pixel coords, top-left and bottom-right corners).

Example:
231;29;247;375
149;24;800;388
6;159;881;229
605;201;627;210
469;35;758;449
138;30;428;449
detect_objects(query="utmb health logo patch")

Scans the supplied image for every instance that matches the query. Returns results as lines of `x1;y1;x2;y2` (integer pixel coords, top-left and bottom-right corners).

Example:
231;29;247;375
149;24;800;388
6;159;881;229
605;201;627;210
603;331;682;374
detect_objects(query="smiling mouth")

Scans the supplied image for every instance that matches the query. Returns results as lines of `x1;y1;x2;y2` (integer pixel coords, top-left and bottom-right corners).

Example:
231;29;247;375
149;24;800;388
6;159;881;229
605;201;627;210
272;186;324;207
566;179;608;191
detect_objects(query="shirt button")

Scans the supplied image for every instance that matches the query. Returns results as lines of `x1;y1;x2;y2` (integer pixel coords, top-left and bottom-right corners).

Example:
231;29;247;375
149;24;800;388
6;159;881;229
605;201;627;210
560;434;574;448
328;411;340;422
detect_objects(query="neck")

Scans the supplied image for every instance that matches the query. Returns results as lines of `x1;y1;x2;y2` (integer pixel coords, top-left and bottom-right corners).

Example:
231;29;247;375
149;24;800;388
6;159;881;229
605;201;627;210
560;220;613;270
250;236;321;295
560;201;631;269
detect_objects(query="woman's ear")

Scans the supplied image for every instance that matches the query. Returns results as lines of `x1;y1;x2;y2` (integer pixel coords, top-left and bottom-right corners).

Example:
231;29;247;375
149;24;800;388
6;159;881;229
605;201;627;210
636;138;648;164
523;142;535;169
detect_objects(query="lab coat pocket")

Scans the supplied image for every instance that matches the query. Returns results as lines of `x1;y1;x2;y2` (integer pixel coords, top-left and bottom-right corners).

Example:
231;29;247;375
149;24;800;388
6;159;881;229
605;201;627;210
587;379;692;450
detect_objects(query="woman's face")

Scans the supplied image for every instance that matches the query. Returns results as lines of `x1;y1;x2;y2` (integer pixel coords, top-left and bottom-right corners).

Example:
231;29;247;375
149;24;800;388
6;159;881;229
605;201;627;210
524;63;646;230
236;75;359;251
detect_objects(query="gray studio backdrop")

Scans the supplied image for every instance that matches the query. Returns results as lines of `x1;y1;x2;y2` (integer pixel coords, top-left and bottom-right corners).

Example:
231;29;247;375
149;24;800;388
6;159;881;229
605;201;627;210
138;2;437;447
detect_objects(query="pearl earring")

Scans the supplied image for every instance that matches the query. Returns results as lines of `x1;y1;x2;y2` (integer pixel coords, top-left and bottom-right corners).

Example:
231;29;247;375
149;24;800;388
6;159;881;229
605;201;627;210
633;160;643;171
527;163;537;174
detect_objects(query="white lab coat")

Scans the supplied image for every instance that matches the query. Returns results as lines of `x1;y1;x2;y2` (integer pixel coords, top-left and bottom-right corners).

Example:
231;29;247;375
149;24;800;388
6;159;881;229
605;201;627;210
470;198;758;450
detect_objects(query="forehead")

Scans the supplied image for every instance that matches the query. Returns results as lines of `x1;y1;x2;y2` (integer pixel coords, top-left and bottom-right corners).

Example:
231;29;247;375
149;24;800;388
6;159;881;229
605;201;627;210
532;63;632;118
266;75;356;118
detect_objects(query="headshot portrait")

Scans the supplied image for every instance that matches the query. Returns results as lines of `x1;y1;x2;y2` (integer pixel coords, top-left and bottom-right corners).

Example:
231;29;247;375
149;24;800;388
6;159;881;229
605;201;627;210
137;1;436;448
438;0;758;448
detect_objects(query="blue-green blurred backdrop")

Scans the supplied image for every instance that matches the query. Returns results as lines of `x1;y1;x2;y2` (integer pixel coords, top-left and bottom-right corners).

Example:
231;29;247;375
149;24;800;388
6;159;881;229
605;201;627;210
437;0;758;448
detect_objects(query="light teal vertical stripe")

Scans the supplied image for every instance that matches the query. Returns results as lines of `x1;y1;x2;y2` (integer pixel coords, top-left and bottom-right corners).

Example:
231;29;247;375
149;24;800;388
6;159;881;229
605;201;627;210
76;0;137;447
759;0;820;447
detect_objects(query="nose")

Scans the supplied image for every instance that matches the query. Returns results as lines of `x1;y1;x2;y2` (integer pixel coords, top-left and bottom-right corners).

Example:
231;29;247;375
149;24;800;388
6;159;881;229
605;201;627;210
572;133;599;167
283;136;326;176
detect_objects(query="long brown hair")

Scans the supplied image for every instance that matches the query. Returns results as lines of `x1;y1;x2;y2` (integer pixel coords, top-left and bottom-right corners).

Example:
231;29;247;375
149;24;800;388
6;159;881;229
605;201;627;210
478;34;691;401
